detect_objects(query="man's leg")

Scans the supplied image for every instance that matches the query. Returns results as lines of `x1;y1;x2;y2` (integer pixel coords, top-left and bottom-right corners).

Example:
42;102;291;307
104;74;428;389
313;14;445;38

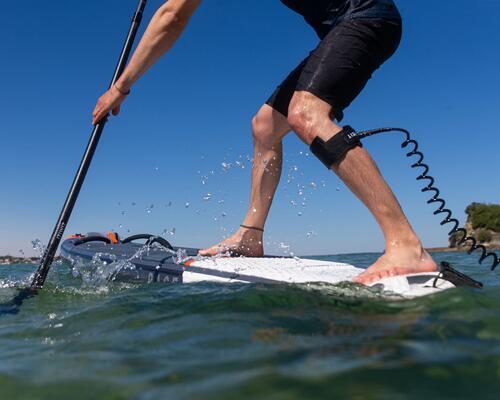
199;104;290;256
287;91;437;283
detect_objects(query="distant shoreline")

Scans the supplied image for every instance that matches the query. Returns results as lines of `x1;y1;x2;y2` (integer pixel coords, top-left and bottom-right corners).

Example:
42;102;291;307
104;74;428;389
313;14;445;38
0;256;61;265
0;256;40;265
426;247;463;253
427;246;500;253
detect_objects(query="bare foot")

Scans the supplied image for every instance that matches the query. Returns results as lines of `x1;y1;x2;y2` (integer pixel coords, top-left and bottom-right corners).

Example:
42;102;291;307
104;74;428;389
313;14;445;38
354;245;438;285
198;227;264;257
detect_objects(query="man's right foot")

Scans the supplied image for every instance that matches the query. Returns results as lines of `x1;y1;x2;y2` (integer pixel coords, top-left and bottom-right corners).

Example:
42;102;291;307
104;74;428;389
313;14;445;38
198;227;264;257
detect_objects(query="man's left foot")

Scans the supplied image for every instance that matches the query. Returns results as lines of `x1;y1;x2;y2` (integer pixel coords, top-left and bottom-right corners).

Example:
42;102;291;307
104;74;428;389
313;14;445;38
353;245;438;285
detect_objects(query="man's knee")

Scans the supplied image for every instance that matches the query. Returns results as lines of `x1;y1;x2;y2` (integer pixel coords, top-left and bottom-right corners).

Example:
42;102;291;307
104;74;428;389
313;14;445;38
287;105;313;143
252;111;277;147
287;92;332;144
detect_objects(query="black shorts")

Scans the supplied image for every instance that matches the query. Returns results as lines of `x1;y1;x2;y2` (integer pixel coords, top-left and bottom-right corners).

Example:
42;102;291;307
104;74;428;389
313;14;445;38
266;18;402;122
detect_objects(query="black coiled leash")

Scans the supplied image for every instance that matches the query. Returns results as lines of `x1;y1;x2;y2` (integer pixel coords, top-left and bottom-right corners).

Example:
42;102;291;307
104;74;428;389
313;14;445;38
355;127;498;276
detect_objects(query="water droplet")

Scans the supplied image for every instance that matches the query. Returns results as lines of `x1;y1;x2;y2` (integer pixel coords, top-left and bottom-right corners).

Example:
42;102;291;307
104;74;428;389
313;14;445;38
218;199;225;205
163;228;176;236
221;212;227;218
309;182;317;189
166;201;172;207
290;200;297;207
336;187;340;192
321;181;327;188
185;202;190;208
297;211;303;217
252;208;257;213
306;230;317;239
203;193;212;202
221;162;231;172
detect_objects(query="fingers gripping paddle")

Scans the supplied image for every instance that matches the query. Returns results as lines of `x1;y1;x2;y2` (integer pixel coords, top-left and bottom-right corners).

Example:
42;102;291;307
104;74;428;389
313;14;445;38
30;0;148;290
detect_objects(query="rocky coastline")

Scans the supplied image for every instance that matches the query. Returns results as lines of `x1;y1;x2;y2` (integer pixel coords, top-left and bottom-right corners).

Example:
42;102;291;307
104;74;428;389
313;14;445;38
429;204;499;253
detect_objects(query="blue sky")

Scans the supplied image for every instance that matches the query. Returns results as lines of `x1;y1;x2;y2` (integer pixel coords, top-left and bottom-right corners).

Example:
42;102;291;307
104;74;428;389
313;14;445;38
1;0;499;257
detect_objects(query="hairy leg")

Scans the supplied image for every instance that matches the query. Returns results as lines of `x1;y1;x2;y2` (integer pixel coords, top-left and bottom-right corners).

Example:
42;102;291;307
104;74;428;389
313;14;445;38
287;91;437;283
199;104;290;256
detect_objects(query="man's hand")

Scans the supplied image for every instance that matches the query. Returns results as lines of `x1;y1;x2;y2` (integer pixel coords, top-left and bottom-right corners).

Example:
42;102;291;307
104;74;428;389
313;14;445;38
92;85;128;125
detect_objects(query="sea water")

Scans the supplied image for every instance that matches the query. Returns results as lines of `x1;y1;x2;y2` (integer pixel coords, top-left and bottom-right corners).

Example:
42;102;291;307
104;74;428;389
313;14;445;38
0;251;499;400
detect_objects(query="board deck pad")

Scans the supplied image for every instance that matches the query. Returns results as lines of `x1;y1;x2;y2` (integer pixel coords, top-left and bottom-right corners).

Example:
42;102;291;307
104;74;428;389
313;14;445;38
184;257;363;284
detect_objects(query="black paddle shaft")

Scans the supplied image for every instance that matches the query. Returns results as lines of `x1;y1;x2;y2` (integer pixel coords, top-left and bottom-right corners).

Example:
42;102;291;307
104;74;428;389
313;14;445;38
31;0;148;289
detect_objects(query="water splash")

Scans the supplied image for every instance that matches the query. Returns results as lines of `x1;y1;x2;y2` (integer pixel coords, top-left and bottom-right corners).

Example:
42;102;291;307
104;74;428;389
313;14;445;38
69;240;177;289
31;239;46;257
175;248;189;264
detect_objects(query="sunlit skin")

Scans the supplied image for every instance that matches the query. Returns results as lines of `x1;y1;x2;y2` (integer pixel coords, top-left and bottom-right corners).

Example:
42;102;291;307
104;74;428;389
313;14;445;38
92;0;438;285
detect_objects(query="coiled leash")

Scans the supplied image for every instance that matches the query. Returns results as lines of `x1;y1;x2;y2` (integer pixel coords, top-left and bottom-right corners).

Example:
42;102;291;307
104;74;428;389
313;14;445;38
310;125;496;289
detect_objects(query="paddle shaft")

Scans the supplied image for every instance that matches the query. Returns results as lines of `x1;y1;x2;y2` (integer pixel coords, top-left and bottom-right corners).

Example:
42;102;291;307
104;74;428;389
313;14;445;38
31;0;148;289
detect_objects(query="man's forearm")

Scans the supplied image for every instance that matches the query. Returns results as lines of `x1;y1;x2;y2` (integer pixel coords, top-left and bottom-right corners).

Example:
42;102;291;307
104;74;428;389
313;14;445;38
117;0;201;91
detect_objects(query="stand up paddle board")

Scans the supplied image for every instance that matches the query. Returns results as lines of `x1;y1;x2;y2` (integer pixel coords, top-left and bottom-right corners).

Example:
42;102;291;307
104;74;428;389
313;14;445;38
60;233;482;299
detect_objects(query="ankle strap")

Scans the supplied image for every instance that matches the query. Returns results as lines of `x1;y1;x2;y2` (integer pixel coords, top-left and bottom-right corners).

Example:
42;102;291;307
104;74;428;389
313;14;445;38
240;224;264;232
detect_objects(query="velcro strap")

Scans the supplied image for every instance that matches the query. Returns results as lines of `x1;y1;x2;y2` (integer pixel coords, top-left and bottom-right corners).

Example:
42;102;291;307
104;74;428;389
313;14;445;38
309;126;362;169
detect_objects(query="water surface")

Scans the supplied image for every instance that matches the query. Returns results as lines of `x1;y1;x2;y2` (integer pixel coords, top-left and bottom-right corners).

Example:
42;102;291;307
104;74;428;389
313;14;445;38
1;251;499;399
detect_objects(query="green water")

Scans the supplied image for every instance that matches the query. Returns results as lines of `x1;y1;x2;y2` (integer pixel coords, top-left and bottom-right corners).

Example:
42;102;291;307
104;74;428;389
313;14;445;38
1;252;500;399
